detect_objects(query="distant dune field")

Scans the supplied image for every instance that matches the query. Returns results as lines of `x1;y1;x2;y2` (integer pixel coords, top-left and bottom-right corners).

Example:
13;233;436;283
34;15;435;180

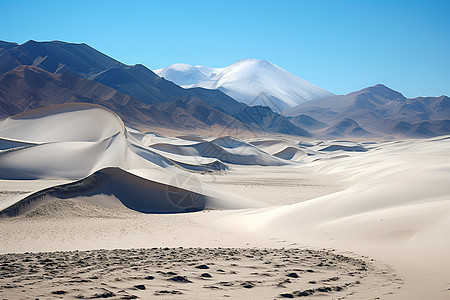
0;103;449;299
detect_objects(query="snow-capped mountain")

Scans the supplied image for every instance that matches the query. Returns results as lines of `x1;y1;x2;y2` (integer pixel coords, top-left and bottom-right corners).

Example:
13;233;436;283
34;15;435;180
154;59;333;112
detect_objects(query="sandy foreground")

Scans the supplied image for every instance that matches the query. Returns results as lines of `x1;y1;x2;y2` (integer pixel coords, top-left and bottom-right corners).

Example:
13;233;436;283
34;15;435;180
0;157;449;299
0;180;399;300
0;246;400;300
0;104;449;299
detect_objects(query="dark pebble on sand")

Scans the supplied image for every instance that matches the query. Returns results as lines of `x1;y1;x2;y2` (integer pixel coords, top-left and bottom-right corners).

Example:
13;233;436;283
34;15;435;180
286;272;299;278
134;285;146;290
280;293;294;298
201;273;212;278
195;264;209;269
329;277;339;281
93;291;115;298
51;290;67;295
293;289;315;297
241;281;255;288
317;286;332;292
155;290;183;295
169;275;192;283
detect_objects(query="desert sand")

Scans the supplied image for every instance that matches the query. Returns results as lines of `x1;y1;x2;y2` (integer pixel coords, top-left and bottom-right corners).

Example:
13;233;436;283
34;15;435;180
0;245;400;299
0;103;449;299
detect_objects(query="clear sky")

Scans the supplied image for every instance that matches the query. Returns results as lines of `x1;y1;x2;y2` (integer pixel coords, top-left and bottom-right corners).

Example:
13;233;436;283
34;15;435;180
1;0;449;97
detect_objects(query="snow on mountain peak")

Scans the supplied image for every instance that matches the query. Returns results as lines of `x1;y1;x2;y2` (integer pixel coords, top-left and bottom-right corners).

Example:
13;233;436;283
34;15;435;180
154;63;213;86
154;59;333;112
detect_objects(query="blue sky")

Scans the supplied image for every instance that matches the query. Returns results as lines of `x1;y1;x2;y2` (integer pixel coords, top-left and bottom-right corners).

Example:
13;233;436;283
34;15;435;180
1;0;449;97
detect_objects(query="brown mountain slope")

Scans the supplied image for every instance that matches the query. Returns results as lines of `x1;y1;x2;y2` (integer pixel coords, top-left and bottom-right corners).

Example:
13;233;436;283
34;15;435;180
0;41;311;137
0;40;245;116
0;65;149;120
283;84;450;138
0;66;250;134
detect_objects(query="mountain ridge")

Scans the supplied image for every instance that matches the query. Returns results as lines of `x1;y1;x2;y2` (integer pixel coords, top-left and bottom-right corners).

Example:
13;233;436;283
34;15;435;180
155;59;333;112
0;40;448;139
283;84;450;138
0;63;311;137
0;40;245;116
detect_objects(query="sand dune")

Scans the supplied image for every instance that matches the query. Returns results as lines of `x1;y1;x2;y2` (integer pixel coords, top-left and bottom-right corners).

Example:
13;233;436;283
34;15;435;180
0;103;306;183
0;167;207;216
0;104;449;299
0;104;172;180
272;146;307;161
0;137;35;150
249;139;307;161
149;139;286;166
221;135;450;299
0;103;125;143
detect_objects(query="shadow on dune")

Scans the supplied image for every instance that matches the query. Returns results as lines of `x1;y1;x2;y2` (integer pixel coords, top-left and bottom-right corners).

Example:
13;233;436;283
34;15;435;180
0;167;206;217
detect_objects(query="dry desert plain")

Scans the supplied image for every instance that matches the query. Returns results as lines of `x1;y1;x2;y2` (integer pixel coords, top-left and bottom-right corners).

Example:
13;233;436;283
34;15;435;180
0;103;449;299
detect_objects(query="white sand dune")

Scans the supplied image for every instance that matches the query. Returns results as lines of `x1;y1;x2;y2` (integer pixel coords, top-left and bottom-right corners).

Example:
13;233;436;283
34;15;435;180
0;103;272;212
225;136;450;232
0;103;303;182
249;138;307;161
272;146;306;161
0;104;173;180
0;167;207;216
0;103;449;299
149;138;288;166
220;135;450;299
0;137;35;150
0;134;129;179
0;103;125;143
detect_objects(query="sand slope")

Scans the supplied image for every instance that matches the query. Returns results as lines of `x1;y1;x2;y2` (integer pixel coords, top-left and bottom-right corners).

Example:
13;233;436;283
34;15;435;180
0;167;207;216
0;103;449;299
221;135;450;299
0;103;300;213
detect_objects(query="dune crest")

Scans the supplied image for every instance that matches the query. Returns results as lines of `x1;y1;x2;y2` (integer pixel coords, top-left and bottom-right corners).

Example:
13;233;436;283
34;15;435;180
0;167;207;216
0;103;125;143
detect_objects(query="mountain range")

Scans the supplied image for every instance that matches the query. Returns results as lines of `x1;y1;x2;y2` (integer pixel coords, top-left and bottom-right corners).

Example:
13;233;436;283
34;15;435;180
155;59;333;112
0;40;448;139
0;40;310;137
284;84;450;138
